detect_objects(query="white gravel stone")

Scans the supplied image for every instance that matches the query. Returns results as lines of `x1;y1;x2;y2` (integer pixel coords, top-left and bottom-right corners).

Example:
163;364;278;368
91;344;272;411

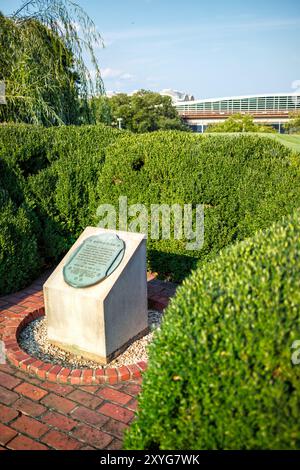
18;310;162;369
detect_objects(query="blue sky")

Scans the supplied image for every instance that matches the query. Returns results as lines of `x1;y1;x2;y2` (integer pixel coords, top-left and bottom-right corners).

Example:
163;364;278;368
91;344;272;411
1;0;300;98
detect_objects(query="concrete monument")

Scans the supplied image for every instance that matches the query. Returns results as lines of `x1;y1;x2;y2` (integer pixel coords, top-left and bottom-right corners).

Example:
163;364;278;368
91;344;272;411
43;227;148;364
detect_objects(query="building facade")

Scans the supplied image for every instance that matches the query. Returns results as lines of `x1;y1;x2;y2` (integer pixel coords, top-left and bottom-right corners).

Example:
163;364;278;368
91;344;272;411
175;93;300;133
160;89;195;103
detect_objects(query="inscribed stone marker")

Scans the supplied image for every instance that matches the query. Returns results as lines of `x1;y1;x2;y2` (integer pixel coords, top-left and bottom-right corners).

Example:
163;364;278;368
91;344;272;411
63;233;125;288
44;227;148;364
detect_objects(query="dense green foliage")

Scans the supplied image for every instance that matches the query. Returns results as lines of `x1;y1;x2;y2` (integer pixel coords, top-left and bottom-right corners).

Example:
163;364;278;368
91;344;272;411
0;123;120;294
125;210;300;449
92;90;189;132
206;113;276;133
1;124;300;293
2;124;300;449
97;131;300;280
0;198;40;295
0;0;103;125
27;124;121;239
285;111;300;134
0;124;50;175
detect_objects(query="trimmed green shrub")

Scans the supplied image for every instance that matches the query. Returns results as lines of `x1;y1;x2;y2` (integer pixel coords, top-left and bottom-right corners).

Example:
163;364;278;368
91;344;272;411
0;123;121;294
1;125;300;294
44;124;122;163
0;124;51;175
0;123;121;177
0;199;40;295
97;131;300;281
27;124;121;238
125;210;300;450
0;158;25;206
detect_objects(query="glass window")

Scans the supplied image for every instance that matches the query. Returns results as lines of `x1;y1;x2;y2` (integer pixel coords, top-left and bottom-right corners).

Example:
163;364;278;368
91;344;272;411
257;97;266;110
279;96;287;109
266;97;275;109
233;100;241;110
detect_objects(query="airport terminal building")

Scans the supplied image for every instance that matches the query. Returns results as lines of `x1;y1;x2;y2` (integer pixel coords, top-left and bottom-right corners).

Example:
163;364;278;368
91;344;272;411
175;93;300;133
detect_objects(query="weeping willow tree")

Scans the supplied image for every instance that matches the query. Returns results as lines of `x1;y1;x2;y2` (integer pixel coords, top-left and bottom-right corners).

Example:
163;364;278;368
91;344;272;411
0;0;104;125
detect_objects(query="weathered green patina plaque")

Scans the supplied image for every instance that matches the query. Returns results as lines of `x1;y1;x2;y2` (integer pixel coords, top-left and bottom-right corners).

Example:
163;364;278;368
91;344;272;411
63;233;125;288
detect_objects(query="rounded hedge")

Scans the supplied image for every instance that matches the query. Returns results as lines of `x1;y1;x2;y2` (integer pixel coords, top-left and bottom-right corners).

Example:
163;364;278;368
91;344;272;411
0;200;40;295
0;124;121;295
1;125;300;295
125;211;300;450
26;124;122;237
0;124;51;175
97;131;300;281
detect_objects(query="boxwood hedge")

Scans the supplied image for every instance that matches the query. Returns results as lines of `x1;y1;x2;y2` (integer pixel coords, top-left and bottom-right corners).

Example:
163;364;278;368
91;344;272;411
1;125;300;293
0;123;120;294
0;199;40;295
125;210;300;450
97;131;300;280
26;124;122;236
0;124;51;175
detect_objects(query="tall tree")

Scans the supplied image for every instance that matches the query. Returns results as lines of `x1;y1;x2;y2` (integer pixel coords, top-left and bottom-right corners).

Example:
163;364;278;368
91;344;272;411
92;90;189;133
0;0;104;125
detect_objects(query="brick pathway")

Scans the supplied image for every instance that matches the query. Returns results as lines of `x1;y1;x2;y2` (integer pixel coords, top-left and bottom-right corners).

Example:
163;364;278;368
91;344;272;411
0;272;176;450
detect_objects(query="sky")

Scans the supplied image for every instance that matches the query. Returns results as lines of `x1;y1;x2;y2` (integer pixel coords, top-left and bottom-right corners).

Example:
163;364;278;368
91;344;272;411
1;0;300;99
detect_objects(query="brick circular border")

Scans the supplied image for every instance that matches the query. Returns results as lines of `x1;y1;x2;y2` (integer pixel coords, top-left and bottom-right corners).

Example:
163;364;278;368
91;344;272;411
2;307;147;385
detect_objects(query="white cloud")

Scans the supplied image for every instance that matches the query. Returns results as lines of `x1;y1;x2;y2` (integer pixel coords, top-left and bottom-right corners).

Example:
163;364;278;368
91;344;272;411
121;72;134;80
102;68;134;80
102;68;122;79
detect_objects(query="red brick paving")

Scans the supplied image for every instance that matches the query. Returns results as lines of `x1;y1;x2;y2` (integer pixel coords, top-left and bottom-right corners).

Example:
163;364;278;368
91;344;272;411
97;387;132;405
71;406;109;427
7;434;48;450
0;360;143;450
68;389;103;409
98;403;135;424
14;382;48;401
127;398;138;412
0;271;176;449
41;411;77;432
0;404;19;423
0;422;18;445
0;371;21;390
12;396;46;417
40;393;77;414
41;429;82;450
72;423;113;449
102;419;129;440
11;415;49;439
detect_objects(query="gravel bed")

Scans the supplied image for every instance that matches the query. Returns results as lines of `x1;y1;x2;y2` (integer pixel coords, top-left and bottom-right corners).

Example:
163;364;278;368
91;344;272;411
18;310;162;369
